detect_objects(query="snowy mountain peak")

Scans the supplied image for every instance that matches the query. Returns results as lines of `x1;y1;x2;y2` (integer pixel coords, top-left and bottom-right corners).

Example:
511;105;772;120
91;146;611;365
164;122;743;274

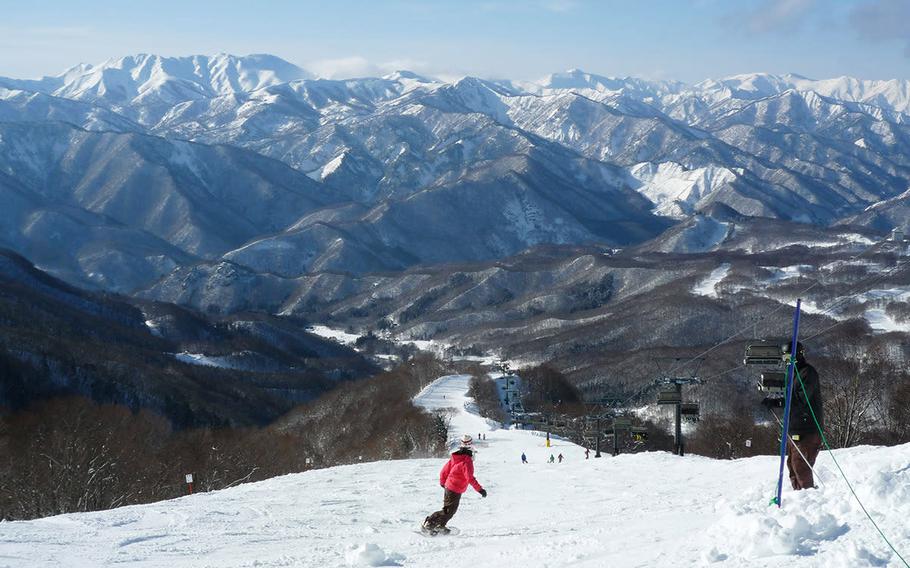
541;68;632;92
382;70;437;84
536;69;687;102
45;53;312;112
700;72;910;114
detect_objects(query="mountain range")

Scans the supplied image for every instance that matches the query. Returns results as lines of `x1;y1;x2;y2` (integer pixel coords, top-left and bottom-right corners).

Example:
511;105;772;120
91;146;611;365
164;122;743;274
1;54;909;299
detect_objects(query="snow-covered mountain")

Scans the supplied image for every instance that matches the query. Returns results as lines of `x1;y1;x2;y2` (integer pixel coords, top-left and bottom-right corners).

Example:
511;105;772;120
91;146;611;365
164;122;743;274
0;54;312;123
0;120;336;291
697;72;910;115
2;55;910;291
3;374;907;567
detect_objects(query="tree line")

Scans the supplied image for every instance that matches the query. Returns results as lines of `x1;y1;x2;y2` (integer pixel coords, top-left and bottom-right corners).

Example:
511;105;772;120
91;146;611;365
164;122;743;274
0;355;449;521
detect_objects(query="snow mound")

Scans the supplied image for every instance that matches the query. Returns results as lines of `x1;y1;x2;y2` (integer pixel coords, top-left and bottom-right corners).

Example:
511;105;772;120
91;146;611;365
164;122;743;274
703;445;910;566
344;543;403;566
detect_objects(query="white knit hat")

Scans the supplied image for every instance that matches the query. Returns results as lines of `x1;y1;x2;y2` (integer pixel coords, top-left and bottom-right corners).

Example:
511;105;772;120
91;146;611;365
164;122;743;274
459;434;474;448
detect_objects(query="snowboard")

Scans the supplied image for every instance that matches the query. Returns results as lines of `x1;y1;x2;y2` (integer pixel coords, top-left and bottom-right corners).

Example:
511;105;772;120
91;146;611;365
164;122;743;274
418;525;460;537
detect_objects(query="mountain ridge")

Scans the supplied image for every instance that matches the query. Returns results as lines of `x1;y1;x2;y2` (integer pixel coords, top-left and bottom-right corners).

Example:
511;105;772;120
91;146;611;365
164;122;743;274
3;53;910;295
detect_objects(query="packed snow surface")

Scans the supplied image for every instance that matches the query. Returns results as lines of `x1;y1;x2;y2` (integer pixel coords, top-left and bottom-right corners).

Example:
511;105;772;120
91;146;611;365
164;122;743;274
2;374;908;567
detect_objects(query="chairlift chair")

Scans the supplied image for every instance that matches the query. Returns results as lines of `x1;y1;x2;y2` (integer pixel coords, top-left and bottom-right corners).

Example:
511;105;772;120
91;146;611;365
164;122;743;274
758;371;786;394
612;417;632;430
744;340;785;365
680;402;700;422
657;388;682;405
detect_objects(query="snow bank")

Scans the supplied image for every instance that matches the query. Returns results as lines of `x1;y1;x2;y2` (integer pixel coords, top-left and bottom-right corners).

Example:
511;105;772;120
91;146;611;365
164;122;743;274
703;445;910;567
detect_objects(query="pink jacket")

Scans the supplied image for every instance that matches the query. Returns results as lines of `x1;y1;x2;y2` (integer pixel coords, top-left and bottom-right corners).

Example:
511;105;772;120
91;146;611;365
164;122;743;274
439;450;483;494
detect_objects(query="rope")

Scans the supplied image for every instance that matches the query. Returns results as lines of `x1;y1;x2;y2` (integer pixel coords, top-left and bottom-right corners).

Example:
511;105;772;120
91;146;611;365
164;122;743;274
793;366;909;567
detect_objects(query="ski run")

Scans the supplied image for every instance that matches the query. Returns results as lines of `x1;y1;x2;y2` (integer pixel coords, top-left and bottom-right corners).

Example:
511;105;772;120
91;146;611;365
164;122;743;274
1;374;908;567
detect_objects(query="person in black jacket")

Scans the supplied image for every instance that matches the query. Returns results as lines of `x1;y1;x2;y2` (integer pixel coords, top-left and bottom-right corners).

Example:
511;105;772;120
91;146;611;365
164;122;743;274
784;341;824;490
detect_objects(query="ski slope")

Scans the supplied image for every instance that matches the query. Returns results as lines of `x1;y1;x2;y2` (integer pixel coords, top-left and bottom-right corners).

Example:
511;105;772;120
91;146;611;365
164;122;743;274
2;375;908;567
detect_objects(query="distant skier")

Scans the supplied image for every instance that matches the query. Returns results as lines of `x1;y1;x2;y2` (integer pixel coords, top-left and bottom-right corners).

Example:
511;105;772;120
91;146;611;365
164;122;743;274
548;454;555;464
558;453;564;463
585;448;590;460
423;435;487;534
521;452;527;464
784;341;824;490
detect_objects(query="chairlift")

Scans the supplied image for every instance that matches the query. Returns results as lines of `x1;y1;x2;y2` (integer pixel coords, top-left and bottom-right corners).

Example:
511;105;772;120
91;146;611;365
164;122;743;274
758;371;786;394
744;340;784;365
657;388;682;405
680;402;700;422
612;417;632;430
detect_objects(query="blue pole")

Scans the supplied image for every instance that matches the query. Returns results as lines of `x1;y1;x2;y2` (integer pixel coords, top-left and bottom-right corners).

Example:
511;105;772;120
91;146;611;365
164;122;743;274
774;299;802;508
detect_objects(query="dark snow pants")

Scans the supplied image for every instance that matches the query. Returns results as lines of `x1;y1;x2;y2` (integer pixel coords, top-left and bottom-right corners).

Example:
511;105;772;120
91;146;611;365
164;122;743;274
787;431;822;490
426;489;462;528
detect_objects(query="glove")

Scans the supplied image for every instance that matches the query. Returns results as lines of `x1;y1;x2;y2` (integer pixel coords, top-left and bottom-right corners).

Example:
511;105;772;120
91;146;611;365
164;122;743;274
479;489;487;498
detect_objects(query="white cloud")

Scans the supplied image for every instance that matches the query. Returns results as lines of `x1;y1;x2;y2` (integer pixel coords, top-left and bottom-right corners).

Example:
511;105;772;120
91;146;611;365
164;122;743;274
306;56;377;79
305;56;438;80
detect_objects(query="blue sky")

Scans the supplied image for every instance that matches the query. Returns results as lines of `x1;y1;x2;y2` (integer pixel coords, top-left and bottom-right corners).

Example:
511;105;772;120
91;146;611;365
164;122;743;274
0;0;907;82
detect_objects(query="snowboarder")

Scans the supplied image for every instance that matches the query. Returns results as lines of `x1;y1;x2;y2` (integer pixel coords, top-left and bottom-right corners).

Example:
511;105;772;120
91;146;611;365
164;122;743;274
548;454;555;464
558;453;564;463
585;448;590;460
521;452;527;464
784;341;824;490
423;435;487;534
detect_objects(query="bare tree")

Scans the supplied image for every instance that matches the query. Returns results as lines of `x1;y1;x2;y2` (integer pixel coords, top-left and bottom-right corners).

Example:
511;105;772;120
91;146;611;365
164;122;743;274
819;345;888;448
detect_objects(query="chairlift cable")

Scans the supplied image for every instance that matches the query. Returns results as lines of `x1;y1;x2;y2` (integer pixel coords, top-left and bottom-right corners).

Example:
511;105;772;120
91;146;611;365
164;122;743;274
604;234;897;408
659;233;898;387
802;260;910;341
806;258;910;320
